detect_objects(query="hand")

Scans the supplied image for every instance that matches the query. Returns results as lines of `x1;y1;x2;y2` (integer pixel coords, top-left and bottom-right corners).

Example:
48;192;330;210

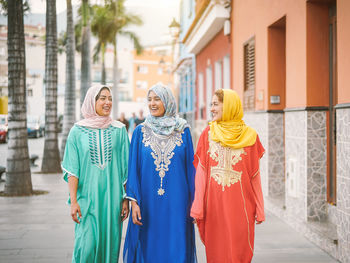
131;201;142;226
121;199;129;222
256;220;263;224
193;219;197;224
70;202;82;224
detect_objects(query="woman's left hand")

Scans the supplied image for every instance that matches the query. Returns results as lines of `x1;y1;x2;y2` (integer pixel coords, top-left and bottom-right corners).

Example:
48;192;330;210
121;199;130;221
256;220;263;224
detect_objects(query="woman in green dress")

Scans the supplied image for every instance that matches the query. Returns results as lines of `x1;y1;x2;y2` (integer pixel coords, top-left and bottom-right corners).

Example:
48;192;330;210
62;85;130;263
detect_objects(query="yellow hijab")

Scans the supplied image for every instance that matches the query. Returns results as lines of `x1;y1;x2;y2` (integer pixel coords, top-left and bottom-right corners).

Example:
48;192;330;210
209;89;257;149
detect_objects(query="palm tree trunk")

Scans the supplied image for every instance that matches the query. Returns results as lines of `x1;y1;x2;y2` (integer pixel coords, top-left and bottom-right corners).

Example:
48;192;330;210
80;0;91;107
5;0;32;195
112;40;119;119
60;0;76;159
101;43;106;85
41;0;61;173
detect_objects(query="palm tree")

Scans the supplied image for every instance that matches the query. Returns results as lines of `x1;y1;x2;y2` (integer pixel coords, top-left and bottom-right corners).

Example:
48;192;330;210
60;0;76;159
41;0;61;173
108;0;143;118
4;0;32;195
91;4;114;85
91;0;143;117
80;0;91;107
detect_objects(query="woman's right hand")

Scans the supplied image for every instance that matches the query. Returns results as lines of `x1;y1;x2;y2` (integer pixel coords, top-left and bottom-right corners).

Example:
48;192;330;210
131;201;142;226
70;202;82;224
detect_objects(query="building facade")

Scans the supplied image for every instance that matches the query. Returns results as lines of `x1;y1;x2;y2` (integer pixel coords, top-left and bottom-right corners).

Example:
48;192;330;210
175;0;196;131
182;0;232;143
231;0;350;261
132;45;173;103
0;23;135;119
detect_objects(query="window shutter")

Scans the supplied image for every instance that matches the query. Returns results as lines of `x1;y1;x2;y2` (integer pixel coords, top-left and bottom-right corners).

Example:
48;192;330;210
244;39;255;111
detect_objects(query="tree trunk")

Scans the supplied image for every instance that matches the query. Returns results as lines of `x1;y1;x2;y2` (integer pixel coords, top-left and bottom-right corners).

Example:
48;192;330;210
5;0;32;195
80;0;91;108
112;40;119;119
41;0;61;173
101;43;106;85
60;0;76;159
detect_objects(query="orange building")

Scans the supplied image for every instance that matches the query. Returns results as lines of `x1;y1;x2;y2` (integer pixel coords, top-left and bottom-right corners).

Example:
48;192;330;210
231;0;350;261
132;46;174;103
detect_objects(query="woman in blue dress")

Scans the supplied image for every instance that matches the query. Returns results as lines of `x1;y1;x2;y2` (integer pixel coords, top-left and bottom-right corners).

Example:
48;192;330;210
123;83;197;263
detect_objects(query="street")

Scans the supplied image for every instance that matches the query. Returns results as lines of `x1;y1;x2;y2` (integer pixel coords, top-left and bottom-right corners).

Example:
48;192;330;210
0;137;338;263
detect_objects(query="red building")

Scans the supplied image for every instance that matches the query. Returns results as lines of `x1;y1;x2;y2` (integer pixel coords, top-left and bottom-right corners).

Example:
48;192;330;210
182;0;232;142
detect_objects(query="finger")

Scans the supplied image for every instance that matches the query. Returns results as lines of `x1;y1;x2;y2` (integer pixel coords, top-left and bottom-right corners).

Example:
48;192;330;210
78;208;82;219
122;211;128;222
136;210;142;221
132;213;142;225
72;213;80;224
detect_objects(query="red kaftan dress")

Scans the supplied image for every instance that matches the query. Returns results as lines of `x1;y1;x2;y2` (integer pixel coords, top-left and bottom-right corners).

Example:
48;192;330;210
191;126;265;263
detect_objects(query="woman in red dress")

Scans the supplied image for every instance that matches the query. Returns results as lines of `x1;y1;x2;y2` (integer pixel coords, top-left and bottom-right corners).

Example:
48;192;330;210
191;89;265;263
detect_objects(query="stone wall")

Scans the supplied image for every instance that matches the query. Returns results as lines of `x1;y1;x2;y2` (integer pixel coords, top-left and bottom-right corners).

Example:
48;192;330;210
336;107;350;262
245;110;341;261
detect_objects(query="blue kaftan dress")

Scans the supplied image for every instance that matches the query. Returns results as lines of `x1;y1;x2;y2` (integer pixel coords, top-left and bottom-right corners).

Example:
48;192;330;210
62;121;129;263
123;124;197;263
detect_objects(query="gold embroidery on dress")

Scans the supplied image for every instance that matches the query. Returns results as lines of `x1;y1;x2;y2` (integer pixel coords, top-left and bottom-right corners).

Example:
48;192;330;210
209;138;246;191
142;125;183;196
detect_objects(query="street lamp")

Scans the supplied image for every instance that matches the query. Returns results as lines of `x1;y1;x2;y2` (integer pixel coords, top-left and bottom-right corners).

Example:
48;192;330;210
169;18;180;39
168;18;180;110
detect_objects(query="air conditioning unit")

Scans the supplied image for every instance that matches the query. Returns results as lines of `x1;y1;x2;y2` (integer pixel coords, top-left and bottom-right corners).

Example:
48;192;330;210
287;158;299;198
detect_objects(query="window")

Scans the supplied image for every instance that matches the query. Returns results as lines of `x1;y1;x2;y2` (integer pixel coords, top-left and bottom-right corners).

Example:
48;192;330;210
223;55;230;90
157;67;163;75
206;66;212;121
137;65;148;74
27;89;33;97
136;80;148;89
243;38;255;111
198;73;205;119
215;60;223;90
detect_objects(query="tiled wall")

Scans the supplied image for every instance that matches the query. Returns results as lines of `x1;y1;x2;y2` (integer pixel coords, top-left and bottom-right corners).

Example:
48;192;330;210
244;110;342;261
336;107;350;262
306;111;327;222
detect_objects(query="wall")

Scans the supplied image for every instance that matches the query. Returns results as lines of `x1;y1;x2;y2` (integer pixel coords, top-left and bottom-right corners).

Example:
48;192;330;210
195;29;231;120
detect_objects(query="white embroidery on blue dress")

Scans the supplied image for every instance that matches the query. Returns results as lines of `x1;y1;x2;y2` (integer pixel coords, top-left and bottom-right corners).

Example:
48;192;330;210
141;124;183;196
77;126;114;170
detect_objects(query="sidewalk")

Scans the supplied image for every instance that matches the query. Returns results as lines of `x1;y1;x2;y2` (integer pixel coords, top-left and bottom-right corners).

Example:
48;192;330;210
0;172;338;263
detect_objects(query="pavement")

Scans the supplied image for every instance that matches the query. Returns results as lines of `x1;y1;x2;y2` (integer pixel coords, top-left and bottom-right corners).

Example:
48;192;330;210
0;137;339;263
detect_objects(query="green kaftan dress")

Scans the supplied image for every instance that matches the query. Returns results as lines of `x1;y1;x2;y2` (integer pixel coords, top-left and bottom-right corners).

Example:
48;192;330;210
62;121;129;263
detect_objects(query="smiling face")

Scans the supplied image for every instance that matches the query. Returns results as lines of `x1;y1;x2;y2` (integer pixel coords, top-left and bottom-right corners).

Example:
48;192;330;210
211;94;223;121
95;88;112;116
148;90;165;117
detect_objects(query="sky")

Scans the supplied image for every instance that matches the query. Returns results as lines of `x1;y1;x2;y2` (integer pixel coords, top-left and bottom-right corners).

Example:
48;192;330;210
28;0;179;15
26;0;180;47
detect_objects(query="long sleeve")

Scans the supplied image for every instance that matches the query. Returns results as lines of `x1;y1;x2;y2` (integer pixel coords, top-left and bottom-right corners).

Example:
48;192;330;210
190;127;209;220
120;126;130;197
62;126;80;182
248;135;265;222
190;164;206;219
251;171;265;222
184;128;196;204
125;125;142;203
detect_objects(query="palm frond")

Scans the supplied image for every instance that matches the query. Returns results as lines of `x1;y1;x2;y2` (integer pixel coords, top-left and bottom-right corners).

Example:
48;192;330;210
120;30;143;54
